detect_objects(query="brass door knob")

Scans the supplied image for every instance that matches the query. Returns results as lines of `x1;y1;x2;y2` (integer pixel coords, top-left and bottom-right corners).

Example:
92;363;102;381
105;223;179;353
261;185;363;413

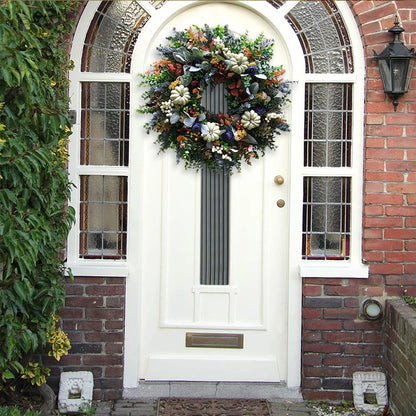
276;199;285;208
274;175;284;185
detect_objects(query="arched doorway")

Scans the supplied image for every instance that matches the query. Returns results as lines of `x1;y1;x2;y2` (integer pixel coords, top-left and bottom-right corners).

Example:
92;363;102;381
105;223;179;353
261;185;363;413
67;0;365;397
131;1;295;384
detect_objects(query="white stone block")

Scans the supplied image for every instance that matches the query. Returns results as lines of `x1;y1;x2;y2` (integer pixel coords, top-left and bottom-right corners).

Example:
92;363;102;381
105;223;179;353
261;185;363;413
58;371;94;413
353;371;387;415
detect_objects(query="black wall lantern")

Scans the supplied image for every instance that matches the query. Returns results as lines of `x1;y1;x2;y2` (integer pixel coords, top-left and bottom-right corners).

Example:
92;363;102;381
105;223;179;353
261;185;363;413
374;16;415;111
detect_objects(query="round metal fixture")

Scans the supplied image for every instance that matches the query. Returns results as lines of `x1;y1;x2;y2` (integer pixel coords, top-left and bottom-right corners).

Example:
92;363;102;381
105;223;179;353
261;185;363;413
274;175;285;185
361;298;383;321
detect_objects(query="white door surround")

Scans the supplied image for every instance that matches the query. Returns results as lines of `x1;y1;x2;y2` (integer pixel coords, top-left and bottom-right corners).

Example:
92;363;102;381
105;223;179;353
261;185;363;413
126;0;304;394
67;0;365;399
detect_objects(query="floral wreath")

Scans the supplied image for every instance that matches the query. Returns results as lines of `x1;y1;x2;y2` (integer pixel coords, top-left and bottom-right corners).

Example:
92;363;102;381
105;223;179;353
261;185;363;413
139;24;291;173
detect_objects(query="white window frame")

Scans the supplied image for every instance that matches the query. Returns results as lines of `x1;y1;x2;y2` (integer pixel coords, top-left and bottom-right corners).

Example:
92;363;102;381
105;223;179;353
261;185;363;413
288;1;368;279
66;2;133;277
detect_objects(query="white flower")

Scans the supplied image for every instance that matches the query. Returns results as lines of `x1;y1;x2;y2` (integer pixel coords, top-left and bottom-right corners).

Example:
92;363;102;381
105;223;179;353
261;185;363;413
202;122;221;142
170;85;190;106
265;112;283;123
160;100;173;116
222;48;232;59
241;110;261;130
212;38;231;58
212;144;232;161
212;145;222;154
229;53;249;74
213;37;224;48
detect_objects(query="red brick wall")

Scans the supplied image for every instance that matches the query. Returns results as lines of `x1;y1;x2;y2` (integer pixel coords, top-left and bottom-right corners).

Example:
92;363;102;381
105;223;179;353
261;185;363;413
46;277;125;401
302;0;416;401
384;299;416;416
302;279;384;401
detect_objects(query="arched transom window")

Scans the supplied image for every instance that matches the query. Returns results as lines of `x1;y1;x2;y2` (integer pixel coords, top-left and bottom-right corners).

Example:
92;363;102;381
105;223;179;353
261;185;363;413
67;0;367;279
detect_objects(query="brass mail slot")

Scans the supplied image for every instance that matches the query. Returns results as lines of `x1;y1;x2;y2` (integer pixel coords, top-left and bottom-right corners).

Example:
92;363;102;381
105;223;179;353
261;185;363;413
186;332;244;349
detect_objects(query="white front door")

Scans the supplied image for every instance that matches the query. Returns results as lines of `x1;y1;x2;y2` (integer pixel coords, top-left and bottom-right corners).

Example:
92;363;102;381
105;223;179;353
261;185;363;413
133;2;292;383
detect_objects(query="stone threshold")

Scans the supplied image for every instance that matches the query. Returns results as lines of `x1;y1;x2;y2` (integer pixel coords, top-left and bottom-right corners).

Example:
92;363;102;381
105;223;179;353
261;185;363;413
123;382;303;401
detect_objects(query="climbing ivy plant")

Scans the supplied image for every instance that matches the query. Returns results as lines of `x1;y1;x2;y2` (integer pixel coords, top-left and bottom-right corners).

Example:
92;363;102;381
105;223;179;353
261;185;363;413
0;0;77;391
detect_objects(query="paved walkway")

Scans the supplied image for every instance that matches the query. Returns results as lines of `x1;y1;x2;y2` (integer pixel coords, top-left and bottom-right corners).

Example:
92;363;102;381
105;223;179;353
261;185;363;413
95;400;318;416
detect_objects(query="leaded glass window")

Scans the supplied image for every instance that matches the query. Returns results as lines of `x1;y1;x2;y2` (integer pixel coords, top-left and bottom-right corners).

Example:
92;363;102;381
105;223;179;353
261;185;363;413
82;1;150;73
304;83;352;168
285;0;353;74
80;176;128;259
81;82;129;166
302;82;353;260
302;177;351;260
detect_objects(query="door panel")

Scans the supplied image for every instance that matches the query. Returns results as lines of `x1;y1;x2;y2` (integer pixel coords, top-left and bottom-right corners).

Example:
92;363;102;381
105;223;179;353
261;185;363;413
137;2;290;382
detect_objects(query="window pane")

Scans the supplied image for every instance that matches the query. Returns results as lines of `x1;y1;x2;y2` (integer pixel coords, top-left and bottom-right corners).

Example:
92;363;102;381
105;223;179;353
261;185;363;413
304;83;352;167
81;82;129;166
79;175;128;259
285;0;353;74
82;1;150;73
302;177;350;260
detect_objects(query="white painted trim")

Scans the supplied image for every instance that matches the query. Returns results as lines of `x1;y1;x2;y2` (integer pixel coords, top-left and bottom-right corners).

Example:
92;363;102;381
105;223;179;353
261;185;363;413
75;73;132;82
338;0;367;278
73;166;129;176
67;263;128;278
304;73;358;83
300;262;369;279
67;0;367;395
282;3;305;390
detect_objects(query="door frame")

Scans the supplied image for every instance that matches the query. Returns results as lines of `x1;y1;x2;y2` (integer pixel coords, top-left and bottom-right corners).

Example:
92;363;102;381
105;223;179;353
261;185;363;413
124;0;305;390
67;0;365;395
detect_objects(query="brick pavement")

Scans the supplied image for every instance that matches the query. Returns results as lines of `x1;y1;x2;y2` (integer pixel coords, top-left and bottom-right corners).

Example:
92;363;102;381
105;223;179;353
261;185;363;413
94;400;318;416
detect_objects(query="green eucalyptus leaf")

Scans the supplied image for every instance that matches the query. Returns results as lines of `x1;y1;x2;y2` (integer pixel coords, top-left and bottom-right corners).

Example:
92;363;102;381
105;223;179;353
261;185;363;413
249;82;259;94
181;74;192;86
245;134;258;144
183;117;196;128
173;52;186;64
170;113;180;124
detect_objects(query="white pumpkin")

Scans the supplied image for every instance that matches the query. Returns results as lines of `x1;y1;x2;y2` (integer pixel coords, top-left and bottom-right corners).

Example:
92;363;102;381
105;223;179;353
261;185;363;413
241;110;261;130
202;122;221;142
170;85;190;106
229;53;249;74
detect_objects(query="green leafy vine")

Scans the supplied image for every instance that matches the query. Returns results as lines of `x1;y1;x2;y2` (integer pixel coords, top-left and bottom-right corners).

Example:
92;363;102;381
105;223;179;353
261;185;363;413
0;0;77;393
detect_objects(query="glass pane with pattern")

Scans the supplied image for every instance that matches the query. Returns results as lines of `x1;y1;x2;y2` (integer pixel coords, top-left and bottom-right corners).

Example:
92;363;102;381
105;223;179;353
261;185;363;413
302;177;351;260
79;175;128;259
